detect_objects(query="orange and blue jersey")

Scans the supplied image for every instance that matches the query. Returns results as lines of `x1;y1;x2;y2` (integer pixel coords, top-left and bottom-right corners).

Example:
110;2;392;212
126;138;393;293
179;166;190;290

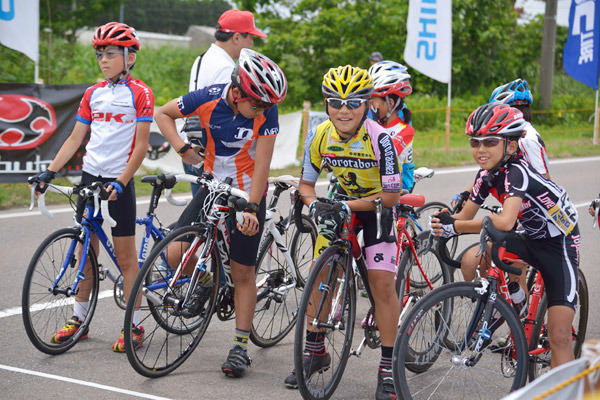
176;83;279;192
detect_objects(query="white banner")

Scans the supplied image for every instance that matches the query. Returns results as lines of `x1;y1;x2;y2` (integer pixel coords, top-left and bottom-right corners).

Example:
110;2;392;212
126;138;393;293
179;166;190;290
404;0;452;83
0;0;39;62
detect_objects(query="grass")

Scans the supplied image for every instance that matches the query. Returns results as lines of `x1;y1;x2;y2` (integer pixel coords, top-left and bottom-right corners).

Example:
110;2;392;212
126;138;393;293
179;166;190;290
2;123;599;211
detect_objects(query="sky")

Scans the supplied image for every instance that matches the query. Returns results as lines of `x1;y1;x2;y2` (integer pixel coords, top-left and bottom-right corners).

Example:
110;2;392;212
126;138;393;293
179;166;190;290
515;0;572;26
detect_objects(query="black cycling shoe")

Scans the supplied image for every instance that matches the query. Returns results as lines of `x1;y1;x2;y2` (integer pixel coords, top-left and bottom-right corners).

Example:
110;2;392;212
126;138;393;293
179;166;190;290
181;283;212;318
284;351;331;389
221;345;252;378
375;368;396;400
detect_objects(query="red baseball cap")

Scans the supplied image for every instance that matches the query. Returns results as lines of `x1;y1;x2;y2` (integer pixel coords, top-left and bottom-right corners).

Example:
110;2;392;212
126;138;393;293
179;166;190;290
218;10;267;38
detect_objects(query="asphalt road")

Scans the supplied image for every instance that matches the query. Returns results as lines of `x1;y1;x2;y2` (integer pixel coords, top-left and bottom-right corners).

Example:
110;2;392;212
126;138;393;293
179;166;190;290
1;156;599;400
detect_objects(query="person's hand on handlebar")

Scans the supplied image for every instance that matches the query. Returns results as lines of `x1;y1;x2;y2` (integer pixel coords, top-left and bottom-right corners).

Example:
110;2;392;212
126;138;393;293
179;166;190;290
429;209;460;238
589;199;600;217
237;202;260;236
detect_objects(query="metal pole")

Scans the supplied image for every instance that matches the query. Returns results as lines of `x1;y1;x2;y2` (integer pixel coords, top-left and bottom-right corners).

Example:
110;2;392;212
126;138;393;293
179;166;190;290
539;0;558;109
445;81;451;153
34;62;39;83
594;90;599;145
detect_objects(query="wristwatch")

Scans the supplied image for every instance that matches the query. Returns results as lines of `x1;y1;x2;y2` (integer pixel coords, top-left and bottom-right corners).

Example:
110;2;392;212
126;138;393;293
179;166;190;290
177;143;191;156
244;202;259;215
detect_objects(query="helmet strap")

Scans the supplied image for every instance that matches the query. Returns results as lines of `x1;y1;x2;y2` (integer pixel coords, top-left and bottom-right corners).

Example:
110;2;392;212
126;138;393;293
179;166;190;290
119;47;136;81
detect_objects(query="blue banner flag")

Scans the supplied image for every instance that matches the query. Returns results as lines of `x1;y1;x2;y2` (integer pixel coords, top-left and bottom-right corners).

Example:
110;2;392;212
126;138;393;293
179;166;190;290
564;0;600;90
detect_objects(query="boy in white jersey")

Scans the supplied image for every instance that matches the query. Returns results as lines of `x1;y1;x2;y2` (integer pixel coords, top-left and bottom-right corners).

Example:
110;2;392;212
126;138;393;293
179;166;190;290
31;22;154;352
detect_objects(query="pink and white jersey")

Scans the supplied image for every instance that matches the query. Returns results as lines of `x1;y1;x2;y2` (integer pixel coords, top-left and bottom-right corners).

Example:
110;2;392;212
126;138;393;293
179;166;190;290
76;75;154;178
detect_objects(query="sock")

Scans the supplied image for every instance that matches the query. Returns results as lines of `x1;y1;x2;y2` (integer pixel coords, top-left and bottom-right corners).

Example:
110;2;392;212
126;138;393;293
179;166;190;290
132;310;141;327
233;328;250;349
379;346;393;370
305;331;326;355
73;301;89;321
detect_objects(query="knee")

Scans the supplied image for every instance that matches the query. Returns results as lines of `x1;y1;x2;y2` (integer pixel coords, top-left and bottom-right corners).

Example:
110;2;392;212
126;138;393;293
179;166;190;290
549;326;572;348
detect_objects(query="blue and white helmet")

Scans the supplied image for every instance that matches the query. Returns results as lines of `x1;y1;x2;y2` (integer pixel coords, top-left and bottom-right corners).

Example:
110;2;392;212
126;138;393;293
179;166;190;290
489;78;533;106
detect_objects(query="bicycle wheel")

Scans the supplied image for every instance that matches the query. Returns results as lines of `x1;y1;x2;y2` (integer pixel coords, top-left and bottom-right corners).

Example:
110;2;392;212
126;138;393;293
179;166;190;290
291;214;318;286
396;231;451;292
393;282;528;399
528;269;589;381
22;228;100;355
295;245;356;400
124;225;220;378
251;215;315;347
395;232;453;372
413;202;458;257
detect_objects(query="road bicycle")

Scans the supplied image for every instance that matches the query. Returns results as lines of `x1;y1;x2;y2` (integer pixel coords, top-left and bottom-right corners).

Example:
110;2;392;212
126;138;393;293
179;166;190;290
253;175;317;347
22;175;183;355
291;189;450;400
326;166;458;257
392;216;589;399
123;173;316;377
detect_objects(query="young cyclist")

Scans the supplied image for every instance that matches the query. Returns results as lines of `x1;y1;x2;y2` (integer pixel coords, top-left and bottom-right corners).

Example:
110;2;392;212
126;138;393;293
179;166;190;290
154;48;287;378
31;22;154;351
368;60;415;191
431;103;580;369
182;9;267;195
283;65;402;400
452;78;550;208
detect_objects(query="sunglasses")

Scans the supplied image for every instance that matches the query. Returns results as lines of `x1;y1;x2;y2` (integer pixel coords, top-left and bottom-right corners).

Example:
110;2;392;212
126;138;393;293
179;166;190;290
234;95;274;111
326;98;368;110
469;136;505;148
95;49;124;60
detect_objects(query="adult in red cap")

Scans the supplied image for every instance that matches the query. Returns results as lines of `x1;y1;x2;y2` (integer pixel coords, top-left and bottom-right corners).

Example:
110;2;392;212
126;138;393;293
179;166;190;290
182;9;267;195
217;9;267;38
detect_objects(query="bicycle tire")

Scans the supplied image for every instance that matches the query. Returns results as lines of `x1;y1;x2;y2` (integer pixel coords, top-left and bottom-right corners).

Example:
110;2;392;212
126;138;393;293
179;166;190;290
114;222;177;310
124;225;220;378
528;269;589;381
393;281;529;399
295;245;356;400
291;214;318;286
414;202;458;257
251;215;314;347
395;232;453;373
22;228;100;355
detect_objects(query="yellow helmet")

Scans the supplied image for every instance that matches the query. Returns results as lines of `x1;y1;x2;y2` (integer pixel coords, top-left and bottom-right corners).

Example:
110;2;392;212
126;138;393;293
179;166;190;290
322;65;373;99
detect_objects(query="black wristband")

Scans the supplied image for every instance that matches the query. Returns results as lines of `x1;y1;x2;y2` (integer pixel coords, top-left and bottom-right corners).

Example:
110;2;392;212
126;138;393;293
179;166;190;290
244;202;259;215
177;143;192;156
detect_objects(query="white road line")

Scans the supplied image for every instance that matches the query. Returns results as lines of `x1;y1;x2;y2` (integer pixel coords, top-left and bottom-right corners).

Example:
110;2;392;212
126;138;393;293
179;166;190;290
0;364;173;400
0;290;113;319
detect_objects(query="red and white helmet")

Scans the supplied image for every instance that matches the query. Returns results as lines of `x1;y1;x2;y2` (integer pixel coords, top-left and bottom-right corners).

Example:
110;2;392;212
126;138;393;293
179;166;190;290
231;49;287;104
466;103;526;138
368;61;412;98
93;22;140;51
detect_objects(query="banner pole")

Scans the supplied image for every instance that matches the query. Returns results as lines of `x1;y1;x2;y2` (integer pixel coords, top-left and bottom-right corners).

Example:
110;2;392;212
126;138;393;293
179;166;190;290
34;61;39;84
594;89;599;145
445;81;451;153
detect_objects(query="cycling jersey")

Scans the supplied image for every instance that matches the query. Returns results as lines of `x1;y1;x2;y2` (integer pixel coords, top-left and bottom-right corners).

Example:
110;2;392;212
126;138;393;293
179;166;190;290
470;158;578;239
301;119;402;197
76;75;154;178
384;115;415;191
519;121;549;176
177;83;279;192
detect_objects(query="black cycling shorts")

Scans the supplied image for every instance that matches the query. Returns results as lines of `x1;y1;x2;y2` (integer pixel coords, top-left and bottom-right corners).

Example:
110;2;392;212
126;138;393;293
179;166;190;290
505;225;580;309
175;187;266;267
79;171;136;237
